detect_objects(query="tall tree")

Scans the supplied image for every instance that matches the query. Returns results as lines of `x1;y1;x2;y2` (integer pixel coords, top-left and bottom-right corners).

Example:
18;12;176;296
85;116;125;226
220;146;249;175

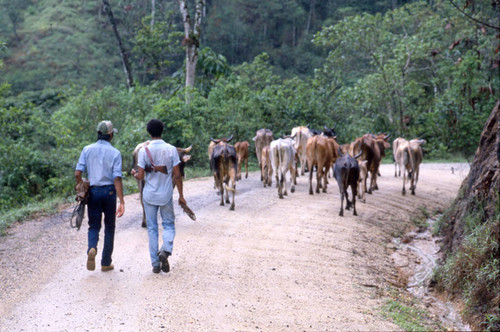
177;0;205;89
102;0;135;89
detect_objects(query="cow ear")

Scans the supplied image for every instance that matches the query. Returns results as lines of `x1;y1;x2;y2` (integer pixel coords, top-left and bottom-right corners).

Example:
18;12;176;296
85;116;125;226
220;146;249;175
252;136;257;141
333;136;337;140
182;155;191;162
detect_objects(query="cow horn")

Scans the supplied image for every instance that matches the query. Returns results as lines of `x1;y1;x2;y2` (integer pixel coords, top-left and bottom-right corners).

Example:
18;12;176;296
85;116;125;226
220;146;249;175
353;150;363;159
184;145;192;153
337;147;344;158
226;134;233;142
384;133;391;140
324;125;329;130
210;137;221;144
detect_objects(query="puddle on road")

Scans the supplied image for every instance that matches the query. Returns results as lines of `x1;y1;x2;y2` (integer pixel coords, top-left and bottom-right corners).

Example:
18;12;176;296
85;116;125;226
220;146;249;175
392;217;471;331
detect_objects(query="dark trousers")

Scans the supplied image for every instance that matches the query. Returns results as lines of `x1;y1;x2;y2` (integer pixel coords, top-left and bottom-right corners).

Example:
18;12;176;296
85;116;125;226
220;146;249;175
87;185;116;266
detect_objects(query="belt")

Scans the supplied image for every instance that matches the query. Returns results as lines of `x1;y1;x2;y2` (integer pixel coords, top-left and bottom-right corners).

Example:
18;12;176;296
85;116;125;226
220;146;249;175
90;184;114;188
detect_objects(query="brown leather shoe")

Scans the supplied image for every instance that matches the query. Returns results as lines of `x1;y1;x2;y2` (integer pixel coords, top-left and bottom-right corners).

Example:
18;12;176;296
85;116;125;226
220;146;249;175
101;264;114;272
87;248;96;271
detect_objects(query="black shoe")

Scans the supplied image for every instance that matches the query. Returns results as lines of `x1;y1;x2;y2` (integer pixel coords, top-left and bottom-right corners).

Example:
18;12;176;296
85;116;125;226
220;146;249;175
159;251;170;273
152;266;161;274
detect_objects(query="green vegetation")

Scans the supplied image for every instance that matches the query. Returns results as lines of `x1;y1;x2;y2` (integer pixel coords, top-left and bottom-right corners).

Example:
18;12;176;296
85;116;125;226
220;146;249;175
0;0;498;326
381;298;443;331
0;0;497;230
434;206;500;331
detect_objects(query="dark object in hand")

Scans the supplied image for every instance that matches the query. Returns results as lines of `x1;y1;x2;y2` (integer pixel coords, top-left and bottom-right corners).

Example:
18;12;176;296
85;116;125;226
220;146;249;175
145;164;168;174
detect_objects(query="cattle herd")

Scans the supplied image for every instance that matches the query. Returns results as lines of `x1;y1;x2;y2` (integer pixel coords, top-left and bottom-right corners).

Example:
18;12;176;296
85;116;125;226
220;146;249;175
132;126;425;225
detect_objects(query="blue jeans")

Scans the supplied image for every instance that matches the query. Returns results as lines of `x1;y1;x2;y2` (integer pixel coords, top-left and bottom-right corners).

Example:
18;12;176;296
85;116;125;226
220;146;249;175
143;199;176;267
87;185;116;266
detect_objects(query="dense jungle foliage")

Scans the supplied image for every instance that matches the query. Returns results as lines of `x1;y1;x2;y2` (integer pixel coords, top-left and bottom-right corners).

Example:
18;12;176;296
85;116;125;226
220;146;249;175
0;1;498;216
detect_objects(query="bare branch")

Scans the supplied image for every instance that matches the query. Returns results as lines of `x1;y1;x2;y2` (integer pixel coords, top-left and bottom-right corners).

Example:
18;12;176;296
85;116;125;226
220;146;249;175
448;0;500;31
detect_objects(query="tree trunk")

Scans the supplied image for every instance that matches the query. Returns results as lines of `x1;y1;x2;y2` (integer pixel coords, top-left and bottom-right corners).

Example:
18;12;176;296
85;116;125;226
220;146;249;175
151;0;156;28
102;0;134;89
177;0;204;91
306;0;315;35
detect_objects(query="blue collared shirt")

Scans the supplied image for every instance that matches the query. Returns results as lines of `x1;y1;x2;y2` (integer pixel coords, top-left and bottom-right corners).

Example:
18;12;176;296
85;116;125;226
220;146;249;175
137;139;180;206
76;140;122;186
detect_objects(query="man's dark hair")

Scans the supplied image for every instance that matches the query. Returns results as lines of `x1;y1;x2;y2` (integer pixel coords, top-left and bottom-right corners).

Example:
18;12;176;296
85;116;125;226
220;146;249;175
147;119;164;138
97;133;111;141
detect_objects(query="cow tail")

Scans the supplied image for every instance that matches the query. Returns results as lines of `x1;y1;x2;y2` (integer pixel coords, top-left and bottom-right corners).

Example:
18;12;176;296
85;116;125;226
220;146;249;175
278;142;284;185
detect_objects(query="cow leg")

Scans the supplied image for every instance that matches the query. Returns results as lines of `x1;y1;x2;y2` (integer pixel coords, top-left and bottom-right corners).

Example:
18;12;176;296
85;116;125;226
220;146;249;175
345;189;352;211
322;167;328;193
339;190;344;217
245;159;248;178
315;166;322;194
352;185;358;216
268;166;273;187
290;167;296;193
278;171;284;199
410;173;416;195
402;169;407;195
138;180;147;228
309;164;314;195
283;171;288;196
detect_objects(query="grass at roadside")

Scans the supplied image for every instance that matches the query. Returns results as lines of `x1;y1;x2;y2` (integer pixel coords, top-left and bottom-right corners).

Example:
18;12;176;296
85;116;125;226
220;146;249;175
0;197;72;236
380;294;443;331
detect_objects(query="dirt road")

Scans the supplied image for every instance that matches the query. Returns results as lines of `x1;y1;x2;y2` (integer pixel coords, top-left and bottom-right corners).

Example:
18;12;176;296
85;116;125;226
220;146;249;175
0;163;469;331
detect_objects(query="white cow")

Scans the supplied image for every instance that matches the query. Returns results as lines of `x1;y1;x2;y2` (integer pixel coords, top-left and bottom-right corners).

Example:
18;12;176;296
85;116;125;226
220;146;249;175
392;137;408;177
291;126;311;176
396;139;425;195
270;138;297;199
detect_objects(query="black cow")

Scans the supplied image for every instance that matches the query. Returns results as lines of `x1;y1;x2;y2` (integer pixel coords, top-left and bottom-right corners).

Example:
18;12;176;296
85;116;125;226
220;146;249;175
333;148;362;217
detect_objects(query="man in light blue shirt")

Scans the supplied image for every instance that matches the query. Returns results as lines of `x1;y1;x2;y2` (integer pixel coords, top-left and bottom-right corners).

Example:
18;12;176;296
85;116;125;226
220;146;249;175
75;120;125;272
131;119;186;274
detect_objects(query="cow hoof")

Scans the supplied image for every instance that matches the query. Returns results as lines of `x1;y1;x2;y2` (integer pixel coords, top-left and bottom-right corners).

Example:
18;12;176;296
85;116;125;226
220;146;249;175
279;195;284;199
309;190;313;195
284;192;288;196
230;205;235;211
411;191;415;195
354;211;358;216
245;174;248;178
322;189;327;193
220;202;224;206
141;221;147;228
402;191;406;196
291;187;295;193
339;212;344;217
225;199;230;204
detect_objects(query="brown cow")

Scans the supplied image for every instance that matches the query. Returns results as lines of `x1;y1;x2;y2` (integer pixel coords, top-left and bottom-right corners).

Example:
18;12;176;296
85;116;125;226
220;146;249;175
396;139;425;195
132;141;192;227
351;133;390;194
253;129;273;180
261;145;272;187
306;135;333;195
234;141;249;180
210;136;237;210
